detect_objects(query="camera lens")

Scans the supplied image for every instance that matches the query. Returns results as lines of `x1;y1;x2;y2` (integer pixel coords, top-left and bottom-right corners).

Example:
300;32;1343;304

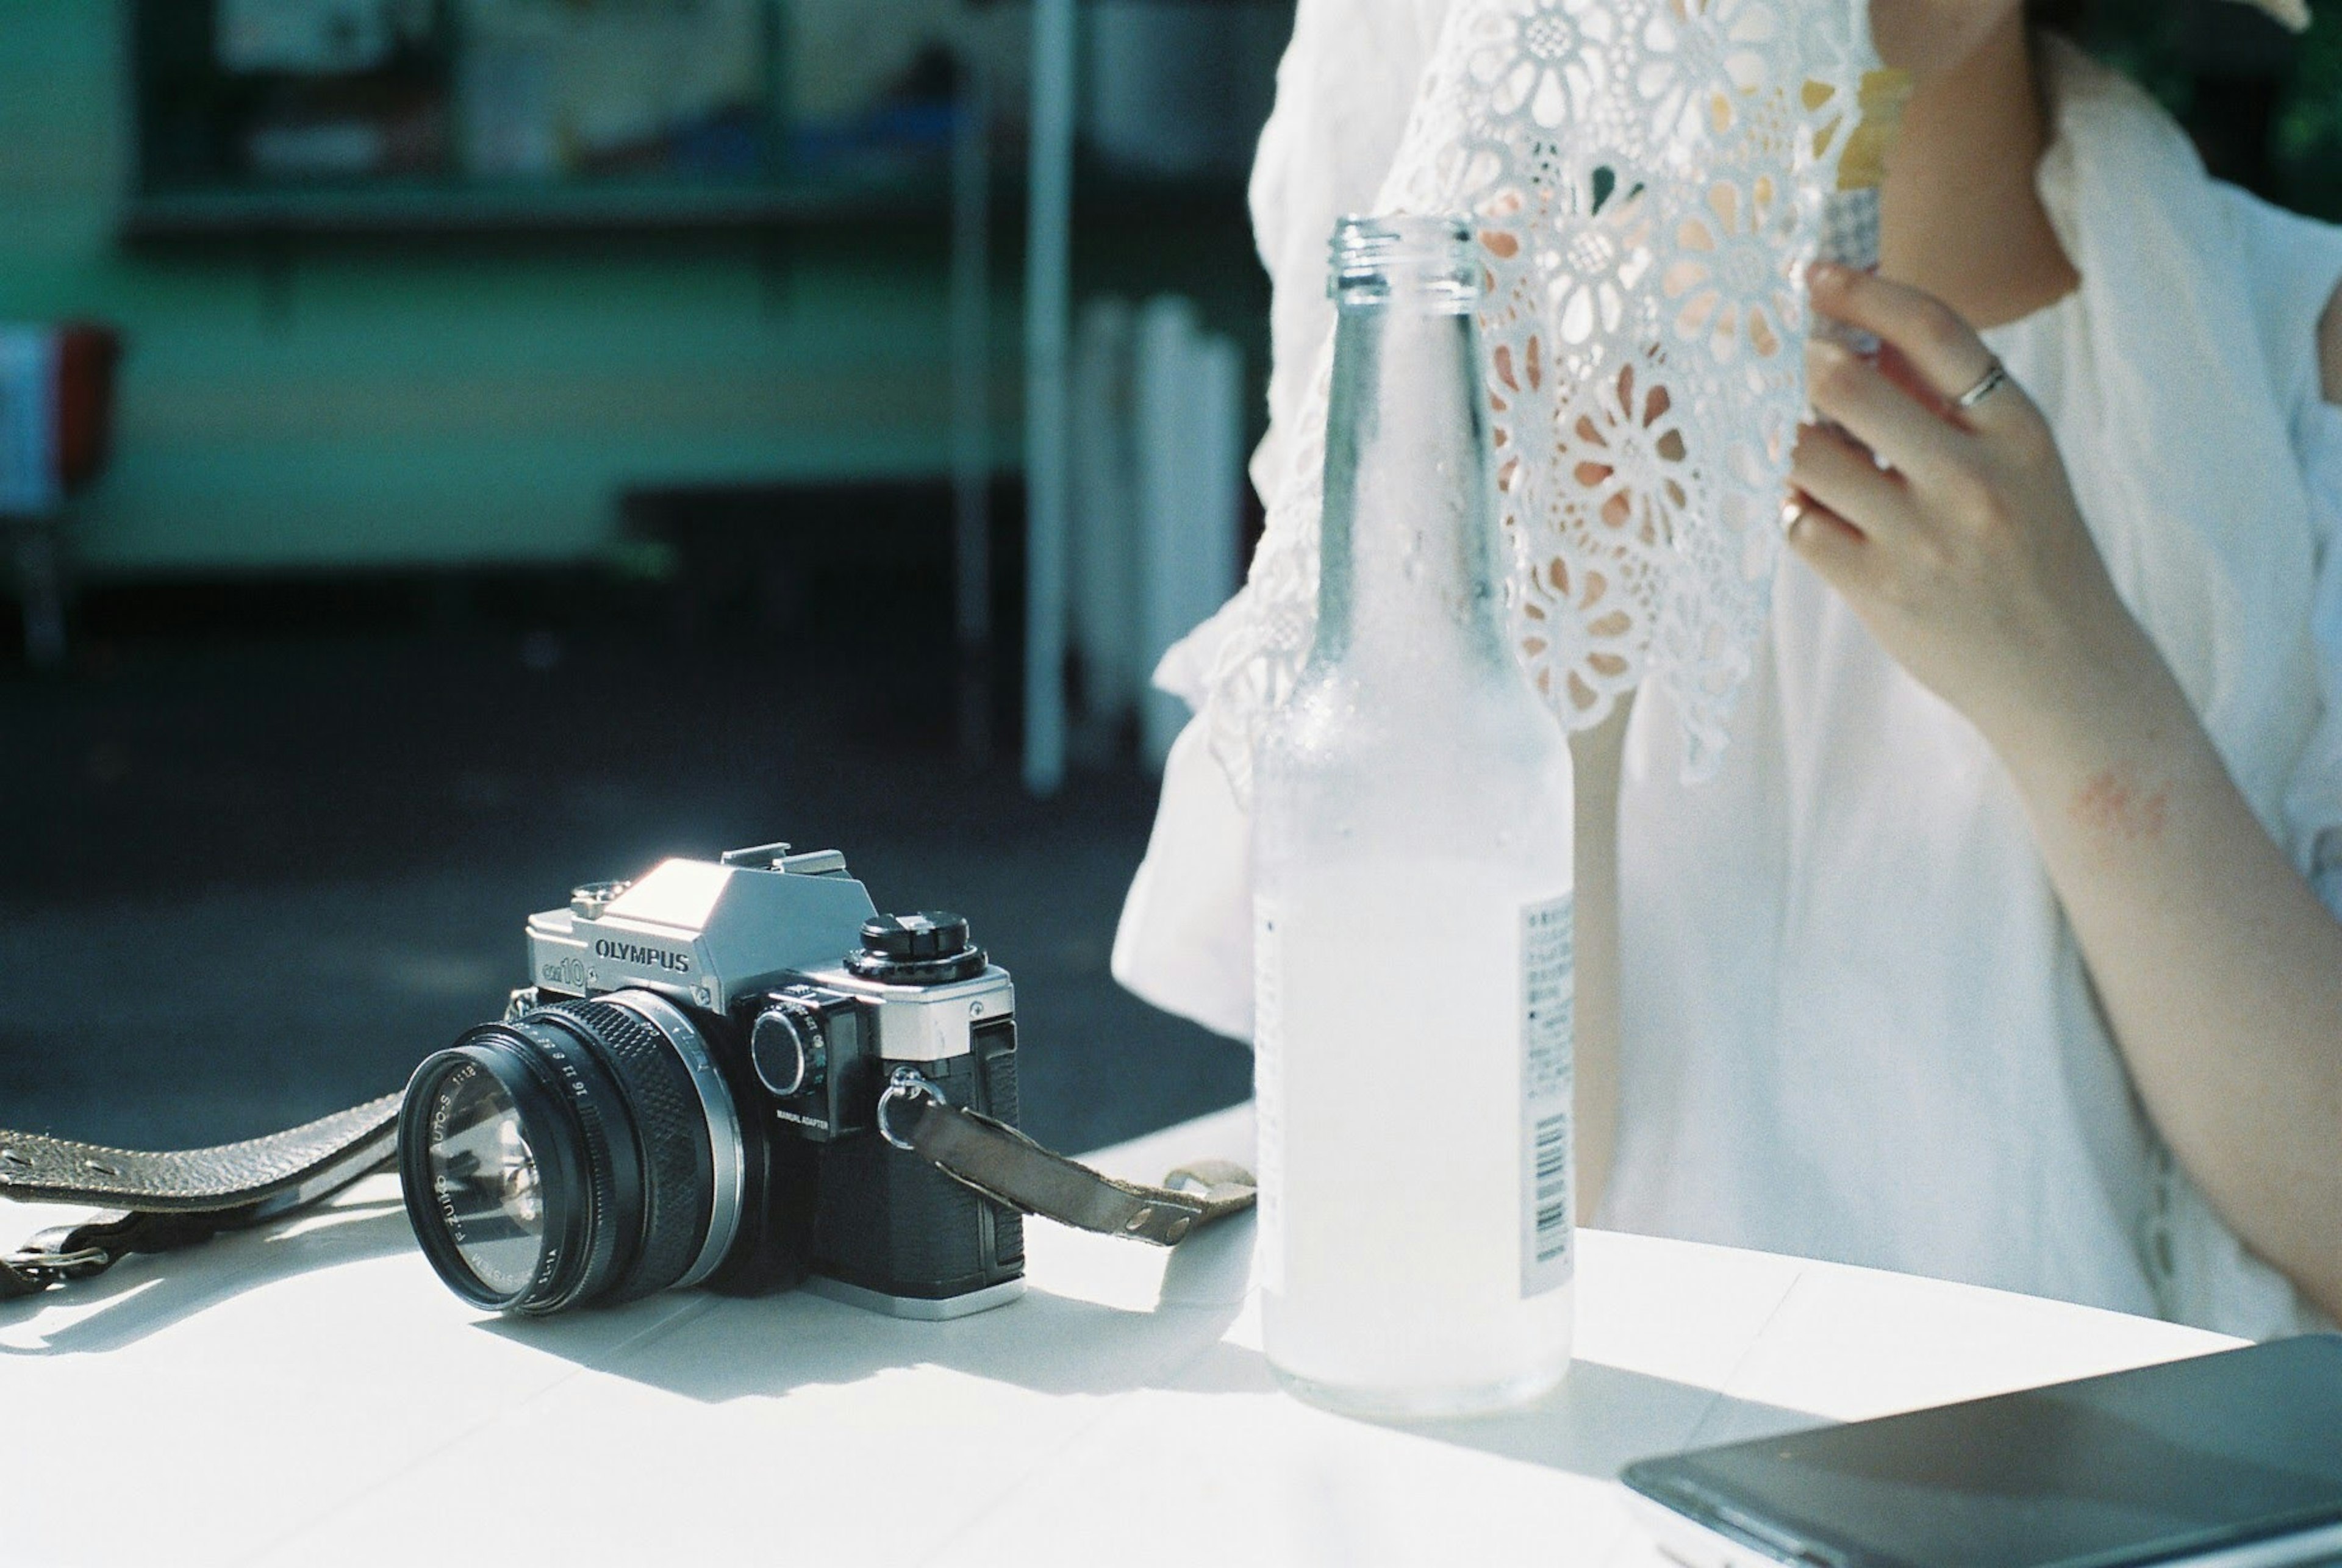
420;1067;545;1297
399;992;746;1314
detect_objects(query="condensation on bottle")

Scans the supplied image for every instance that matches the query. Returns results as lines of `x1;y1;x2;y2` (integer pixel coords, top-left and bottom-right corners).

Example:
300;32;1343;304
1250;213;1577;1419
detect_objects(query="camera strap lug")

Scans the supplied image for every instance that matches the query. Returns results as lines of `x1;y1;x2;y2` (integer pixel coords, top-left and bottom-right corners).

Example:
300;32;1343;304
876;1069;1256;1248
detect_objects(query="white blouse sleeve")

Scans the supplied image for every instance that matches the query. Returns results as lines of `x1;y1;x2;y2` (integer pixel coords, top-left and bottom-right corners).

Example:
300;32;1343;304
2218;183;2342;909
1243;0;1451;507
2160;389;2342;1337
1112;0;1448;1042
2286;397;2342;913
2160;187;2342;1339
1112;706;1258;1042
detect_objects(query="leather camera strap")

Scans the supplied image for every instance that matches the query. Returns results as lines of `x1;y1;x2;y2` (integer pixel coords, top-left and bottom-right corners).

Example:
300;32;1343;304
0;1094;404;1298
0;1090;1253;1298
887;1095;1256;1247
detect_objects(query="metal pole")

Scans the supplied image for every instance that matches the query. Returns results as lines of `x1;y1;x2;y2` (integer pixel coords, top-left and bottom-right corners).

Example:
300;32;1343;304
1022;0;1075;795
950;50;994;767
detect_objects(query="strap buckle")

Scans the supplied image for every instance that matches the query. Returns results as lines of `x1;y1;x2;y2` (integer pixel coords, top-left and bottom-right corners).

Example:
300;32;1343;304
4;1227;115;1291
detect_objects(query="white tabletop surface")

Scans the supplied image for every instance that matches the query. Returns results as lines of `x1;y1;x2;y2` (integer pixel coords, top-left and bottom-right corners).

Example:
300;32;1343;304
1;1104;2235;1567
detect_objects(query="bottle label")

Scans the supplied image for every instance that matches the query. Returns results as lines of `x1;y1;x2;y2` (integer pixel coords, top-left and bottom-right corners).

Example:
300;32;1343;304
1252;893;1286;1297
1520;894;1575;1299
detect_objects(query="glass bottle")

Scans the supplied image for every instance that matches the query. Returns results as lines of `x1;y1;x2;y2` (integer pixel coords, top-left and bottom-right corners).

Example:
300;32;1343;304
1813;62;1911;359
1252;213;1577;1418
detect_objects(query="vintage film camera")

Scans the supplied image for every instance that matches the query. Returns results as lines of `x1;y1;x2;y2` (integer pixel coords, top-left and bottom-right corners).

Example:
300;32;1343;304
396;842;1023;1319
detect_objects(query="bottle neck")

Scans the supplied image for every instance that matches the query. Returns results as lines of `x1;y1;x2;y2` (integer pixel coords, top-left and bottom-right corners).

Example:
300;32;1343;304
1315;294;1511;676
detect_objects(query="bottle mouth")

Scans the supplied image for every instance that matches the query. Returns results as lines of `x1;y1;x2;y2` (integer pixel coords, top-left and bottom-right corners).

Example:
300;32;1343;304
1328;213;1480;312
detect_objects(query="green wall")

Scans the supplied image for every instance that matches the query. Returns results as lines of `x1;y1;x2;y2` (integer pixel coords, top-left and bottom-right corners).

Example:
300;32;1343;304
0;1;995;575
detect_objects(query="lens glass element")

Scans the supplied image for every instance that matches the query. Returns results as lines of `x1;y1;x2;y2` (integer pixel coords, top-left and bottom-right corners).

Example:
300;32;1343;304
421;1064;546;1297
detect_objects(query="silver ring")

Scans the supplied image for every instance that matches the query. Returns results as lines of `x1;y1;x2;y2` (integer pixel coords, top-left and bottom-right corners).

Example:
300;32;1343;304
876;1068;944;1152
1952;359;2010;410
1780;497;1807;536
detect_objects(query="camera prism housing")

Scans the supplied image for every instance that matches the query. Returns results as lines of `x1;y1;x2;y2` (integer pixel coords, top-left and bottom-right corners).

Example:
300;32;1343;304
398;842;1025;1319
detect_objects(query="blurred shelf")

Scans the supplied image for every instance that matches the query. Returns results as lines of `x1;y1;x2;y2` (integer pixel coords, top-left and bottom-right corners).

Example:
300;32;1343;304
118;166;953;241
120;158;1252;244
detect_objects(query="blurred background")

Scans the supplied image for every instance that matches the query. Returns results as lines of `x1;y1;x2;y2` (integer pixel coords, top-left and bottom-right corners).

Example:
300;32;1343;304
0;0;2333;1160
0;0;1284;1156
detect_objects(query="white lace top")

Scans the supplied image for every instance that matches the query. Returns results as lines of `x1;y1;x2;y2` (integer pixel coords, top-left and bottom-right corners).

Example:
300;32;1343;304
1117;32;2342;1339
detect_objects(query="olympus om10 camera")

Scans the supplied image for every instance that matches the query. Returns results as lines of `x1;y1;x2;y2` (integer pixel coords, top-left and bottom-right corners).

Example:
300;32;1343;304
396;842;1023;1319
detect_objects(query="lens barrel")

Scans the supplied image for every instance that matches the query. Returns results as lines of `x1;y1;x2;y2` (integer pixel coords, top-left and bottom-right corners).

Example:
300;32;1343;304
399;993;744;1314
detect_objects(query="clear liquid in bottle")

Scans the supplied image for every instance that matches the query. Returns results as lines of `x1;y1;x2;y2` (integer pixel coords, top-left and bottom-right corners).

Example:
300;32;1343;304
1252;213;1577;1419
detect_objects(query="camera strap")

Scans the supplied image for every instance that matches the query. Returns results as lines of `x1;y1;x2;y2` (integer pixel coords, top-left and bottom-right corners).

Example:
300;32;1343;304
0;1088;1253;1298
876;1075;1256;1247
0;1094;404;1298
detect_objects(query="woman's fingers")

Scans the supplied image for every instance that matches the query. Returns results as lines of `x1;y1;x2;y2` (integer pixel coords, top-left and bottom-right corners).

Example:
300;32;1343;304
1791;419;1917;542
1807;263;2022;432
1806;336;1971;485
1780;491;1875;596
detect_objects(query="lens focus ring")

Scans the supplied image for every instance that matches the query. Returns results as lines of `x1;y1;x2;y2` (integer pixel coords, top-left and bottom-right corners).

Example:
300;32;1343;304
540;998;716;1305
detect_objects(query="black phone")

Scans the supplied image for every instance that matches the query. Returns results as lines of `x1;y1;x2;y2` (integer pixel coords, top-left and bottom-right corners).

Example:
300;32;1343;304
1621;1334;2342;1568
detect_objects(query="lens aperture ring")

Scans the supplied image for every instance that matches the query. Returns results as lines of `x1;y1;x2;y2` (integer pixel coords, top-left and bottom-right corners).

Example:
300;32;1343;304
540;998;717;1303
500;1021;637;1312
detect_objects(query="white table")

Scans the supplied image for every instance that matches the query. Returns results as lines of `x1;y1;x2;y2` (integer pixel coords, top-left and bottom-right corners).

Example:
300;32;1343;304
1;1105;2233;1567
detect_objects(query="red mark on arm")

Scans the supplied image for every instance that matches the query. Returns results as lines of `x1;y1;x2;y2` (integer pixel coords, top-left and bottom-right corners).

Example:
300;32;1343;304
2072;768;2169;843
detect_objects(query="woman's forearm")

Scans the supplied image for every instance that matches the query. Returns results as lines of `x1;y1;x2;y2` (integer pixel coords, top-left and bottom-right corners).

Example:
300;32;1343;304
1996;623;2342;1322
1786;263;2342;1320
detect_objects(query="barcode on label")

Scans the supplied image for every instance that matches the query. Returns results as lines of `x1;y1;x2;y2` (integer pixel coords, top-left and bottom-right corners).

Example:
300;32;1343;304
1520;893;1574;1298
1532;1114;1570;1264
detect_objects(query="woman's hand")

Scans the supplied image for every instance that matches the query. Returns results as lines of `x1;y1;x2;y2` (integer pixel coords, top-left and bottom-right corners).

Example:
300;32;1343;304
1787;262;2165;767
1794;262;2342;1323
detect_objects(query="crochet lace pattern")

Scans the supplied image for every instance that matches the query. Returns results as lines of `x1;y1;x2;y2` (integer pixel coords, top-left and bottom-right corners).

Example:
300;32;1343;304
1205;0;1882;795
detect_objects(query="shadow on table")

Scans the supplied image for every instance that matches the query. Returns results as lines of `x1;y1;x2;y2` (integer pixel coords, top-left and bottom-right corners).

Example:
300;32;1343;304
485;1211;1821;1484
4;1195;1823;1484
0;1189;1255;1403
1413;1360;1823;1478
0;1197;417;1356
486;1212;1261;1403
1164;1332;1821;1481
